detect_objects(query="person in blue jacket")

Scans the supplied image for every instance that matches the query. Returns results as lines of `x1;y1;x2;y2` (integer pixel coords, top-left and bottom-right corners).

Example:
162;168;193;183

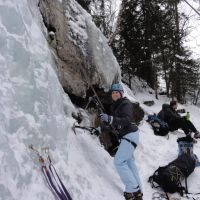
99;83;143;200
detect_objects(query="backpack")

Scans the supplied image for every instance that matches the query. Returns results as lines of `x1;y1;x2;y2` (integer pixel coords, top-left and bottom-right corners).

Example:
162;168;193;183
149;136;197;196
147;114;169;136
177;136;200;167
149;153;195;196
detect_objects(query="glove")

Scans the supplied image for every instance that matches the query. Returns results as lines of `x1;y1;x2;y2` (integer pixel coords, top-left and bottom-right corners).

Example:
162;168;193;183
99;113;113;124
91;127;101;136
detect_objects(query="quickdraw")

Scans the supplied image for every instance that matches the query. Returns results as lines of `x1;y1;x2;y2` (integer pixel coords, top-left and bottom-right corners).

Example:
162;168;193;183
29;145;72;200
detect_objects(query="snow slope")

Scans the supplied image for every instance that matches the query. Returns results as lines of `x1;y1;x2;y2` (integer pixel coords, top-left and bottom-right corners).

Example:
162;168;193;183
0;0;200;200
66;84;200;200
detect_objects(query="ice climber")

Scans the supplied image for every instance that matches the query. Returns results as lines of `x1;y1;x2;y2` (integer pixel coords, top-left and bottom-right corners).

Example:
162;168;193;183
99;83;143;200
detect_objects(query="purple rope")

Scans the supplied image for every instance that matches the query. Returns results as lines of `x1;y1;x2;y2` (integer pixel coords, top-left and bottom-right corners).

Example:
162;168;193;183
48;165;70;200
31;147;73;200
41;166;71;200
49;164;73;200
41;166;60;200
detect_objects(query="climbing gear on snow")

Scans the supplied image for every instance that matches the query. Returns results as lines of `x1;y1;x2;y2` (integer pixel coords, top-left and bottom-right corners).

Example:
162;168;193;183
149;136;200;200
29;145;72;200
149;155;195;197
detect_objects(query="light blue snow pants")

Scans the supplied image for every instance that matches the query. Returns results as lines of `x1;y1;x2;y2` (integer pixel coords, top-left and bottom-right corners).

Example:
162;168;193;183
114;131;142;193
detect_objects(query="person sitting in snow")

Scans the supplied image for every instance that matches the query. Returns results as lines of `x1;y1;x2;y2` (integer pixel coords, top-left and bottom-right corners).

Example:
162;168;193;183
158;100;200;139
98;83;143;200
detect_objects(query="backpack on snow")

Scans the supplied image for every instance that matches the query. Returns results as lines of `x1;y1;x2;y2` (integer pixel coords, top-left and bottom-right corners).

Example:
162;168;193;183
149;136;198;196
177;136;200;167
147;114;169;136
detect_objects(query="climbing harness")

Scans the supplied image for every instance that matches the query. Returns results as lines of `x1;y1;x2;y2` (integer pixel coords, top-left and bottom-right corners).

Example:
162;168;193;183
122;137;137;149
29;145;72;200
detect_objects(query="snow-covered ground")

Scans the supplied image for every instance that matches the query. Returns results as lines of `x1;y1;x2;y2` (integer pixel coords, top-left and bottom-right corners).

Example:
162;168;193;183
66;84;200;200
0;0;200;200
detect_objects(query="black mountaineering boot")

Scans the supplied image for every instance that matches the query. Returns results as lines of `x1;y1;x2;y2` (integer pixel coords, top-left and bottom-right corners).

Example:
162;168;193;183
124;190;143;200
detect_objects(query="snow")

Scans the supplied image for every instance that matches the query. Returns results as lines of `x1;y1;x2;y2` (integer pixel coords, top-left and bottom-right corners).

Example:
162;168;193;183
0;1;200;200
0;1;74;199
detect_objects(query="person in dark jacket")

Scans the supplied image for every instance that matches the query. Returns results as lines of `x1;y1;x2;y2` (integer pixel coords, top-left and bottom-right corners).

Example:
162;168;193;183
158;101;200;138
99;83;143;200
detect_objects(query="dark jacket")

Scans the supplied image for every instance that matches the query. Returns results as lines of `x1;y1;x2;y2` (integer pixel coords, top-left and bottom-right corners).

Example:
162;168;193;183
158;104;181;124
110;97;138;137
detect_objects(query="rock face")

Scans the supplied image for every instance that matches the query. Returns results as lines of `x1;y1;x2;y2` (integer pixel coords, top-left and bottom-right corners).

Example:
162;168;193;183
38;0;121;98
38;0;87;97
38;0;144;122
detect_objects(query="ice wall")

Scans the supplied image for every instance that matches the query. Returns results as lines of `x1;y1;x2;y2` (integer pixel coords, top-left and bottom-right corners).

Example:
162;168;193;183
0;1;74;199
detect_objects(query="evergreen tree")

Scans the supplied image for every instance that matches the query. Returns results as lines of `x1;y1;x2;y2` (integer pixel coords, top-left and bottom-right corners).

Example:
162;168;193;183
111;0;166;89
111;0;199;103
90;0;117;38
111;0;145;88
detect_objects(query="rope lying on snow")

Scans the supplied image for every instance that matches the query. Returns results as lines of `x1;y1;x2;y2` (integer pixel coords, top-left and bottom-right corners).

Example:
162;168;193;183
29;145;72;200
